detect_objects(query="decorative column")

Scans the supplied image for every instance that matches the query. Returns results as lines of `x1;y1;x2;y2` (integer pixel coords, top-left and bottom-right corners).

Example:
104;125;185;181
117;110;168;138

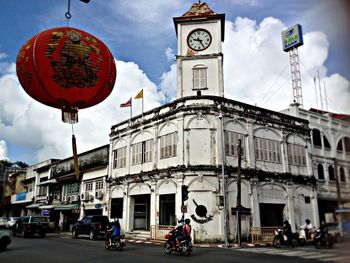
150;180;157;227
177;113;185;166
311;187;320;228
250;179;261;227
246;120;255;166
286;183;296;232
281;132;289;173
175;174;183;220
123;183;131;232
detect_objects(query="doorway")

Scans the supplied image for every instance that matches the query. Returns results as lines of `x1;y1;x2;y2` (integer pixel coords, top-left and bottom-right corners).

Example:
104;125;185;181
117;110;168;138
159;194;175;226
133;194;150;230
259;203;285;227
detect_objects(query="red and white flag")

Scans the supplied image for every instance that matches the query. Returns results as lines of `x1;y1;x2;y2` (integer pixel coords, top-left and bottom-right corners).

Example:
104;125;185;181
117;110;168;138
120;98;132;107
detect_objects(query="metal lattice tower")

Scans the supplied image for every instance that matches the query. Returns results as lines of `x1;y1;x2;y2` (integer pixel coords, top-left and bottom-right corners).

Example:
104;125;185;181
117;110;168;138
288;47;303;107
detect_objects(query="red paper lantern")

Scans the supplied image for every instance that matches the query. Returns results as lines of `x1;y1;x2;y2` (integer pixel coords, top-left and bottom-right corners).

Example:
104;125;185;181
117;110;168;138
16;27;116;123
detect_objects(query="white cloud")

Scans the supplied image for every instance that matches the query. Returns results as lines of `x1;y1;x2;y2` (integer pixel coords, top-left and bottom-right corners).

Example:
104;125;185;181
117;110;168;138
0;59;162;164
0;139;8;160
165;47;175;61
158;16;350;113
1;14;349;165
0;52;8;60
222;16;350;113
159;64;176;101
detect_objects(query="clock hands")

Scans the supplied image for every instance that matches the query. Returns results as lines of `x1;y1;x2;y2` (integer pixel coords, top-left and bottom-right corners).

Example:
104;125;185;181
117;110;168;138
194;37;205;48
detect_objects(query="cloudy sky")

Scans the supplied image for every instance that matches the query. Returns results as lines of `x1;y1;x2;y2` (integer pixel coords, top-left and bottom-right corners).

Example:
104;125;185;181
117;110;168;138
0;0;349;165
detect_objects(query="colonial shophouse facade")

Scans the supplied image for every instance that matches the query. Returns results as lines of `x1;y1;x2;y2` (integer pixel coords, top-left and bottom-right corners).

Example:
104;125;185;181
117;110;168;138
107;2;318;242
5;2;349;242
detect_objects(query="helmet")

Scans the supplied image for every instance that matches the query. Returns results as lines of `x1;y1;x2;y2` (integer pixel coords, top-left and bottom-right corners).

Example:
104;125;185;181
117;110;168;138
283;220;289;225
306;219;310;224
185;218;191;224
178;218;184;223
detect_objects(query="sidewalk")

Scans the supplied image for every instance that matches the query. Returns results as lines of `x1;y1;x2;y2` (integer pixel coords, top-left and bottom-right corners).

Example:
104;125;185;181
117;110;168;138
56;232;270;248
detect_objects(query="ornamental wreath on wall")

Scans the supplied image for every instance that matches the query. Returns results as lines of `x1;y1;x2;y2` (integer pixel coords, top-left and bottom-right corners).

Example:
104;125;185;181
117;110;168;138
190;199;213;224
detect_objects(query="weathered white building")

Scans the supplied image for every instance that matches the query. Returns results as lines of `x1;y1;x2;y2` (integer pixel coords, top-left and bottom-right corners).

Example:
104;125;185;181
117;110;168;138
107;2;319;242
282;105;350;222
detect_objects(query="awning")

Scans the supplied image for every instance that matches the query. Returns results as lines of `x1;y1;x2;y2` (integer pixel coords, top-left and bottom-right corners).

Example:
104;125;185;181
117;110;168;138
54;204;80;211
26;203;41;209
11;200;32;205
37;179;57;186
39;205;55;209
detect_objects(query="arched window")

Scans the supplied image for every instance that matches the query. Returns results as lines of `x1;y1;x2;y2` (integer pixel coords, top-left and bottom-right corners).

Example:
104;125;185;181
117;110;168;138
312;129;322;147
328;166;335;181
317;164;324;180
337;137;350;154
323;136;331;150
337;140;343;152
339;167;346;182
345;137;350;154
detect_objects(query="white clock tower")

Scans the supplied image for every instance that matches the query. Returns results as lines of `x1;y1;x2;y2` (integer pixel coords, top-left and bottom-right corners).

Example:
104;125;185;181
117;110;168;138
173;2;225;99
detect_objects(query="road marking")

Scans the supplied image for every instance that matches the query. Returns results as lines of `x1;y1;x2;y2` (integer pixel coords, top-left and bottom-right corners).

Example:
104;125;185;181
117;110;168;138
327;255;350;262
302;252;340;259
198;245;210;248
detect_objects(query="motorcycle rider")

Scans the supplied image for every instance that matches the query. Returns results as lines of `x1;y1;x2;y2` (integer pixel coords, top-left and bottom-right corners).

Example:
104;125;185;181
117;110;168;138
176;218;191;247
301;219;313;240
174;218;184;248
283;220;292;245
318;220;328;241
182;218;191;239
107;218;121;247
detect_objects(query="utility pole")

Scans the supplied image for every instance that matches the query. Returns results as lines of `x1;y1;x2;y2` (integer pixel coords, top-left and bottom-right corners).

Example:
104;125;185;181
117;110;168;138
219;107;229;247
236;139;242;247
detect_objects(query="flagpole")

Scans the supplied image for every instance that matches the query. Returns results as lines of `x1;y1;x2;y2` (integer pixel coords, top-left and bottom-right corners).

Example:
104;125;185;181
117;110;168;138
142;96;144;119
130;97;132;120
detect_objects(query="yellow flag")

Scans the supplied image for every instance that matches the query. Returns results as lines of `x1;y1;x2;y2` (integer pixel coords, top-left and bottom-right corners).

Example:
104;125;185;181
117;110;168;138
134;89;143;99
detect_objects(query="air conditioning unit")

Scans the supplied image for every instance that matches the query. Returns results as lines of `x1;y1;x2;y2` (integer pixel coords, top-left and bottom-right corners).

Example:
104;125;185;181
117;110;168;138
71;195;79;202
89;194;94;201
95;191;103;199
62;196;67;202
55;195;61;201
81;192;89;201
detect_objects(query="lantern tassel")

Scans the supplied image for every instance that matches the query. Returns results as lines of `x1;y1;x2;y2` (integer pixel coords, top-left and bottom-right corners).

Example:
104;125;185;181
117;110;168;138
72;134;79;180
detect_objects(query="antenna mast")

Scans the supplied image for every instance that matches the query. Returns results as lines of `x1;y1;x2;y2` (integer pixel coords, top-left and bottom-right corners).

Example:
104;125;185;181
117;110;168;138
282;24;304;108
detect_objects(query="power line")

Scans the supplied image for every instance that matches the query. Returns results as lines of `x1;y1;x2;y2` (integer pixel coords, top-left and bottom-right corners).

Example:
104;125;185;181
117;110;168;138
258;63;289;105
261;75;292;106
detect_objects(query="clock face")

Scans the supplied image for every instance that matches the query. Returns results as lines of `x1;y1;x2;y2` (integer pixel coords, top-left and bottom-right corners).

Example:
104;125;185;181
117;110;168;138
187;29;212;51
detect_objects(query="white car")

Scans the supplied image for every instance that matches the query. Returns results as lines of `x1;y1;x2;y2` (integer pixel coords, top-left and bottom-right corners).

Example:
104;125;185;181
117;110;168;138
0;217;7;228
6;217;20;231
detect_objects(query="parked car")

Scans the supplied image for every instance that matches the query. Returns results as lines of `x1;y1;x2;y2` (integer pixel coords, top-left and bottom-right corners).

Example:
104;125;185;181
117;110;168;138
0;230;11;250
0;217;7;228
15;216;49;238
5;217;20;231
72;215;110;240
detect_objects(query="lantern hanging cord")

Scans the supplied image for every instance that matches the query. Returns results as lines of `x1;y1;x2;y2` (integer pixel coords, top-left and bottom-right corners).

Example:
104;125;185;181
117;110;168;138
65;0;72;25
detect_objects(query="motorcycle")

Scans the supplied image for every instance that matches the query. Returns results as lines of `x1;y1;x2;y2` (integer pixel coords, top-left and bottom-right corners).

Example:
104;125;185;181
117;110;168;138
298;227;314;246
104;231;126;251
273;228;298;248
314;229;333;249
164;229;192;256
